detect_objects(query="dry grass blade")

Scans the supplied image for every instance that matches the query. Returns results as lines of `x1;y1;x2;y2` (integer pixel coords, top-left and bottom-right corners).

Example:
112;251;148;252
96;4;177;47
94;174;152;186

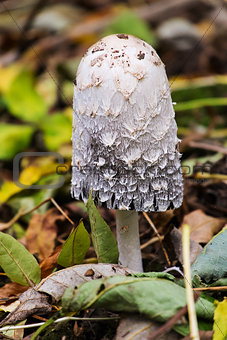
142;212;171;266
182;224;199;340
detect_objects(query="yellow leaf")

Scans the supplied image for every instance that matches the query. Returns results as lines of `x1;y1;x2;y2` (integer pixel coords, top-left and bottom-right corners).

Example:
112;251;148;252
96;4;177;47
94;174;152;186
213;298;227;340
2;319;26;340
0;64;22;93
0;300;20;313
0;161;59;203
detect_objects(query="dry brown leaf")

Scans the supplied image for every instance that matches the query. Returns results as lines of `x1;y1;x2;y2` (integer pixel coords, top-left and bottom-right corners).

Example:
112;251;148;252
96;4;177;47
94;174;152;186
40;245;62;279
26;214;43;255
0;283;28;304
26;208;66;260
180;209;226;243
170;227;202;265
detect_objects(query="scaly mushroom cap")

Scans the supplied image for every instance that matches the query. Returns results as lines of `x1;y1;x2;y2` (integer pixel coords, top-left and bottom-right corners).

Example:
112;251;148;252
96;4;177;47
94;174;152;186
72;34;183;211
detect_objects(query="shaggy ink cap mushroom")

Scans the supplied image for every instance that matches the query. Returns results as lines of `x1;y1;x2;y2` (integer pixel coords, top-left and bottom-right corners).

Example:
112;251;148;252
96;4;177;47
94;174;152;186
72;34;183;212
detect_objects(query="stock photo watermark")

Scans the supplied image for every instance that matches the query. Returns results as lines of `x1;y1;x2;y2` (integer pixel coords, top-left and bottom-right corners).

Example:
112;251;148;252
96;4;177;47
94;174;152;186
12;151;219;190
13;152;65;189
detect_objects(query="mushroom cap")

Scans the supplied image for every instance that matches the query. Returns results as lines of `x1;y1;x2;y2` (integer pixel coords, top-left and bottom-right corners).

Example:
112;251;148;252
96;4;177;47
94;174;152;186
72;34;183;211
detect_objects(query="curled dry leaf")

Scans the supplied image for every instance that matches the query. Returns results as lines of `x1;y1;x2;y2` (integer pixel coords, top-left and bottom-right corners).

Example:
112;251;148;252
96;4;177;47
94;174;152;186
170;227;202;265
180;209;226;243
0;289;52;327
37;263;135;302
0;264;135;326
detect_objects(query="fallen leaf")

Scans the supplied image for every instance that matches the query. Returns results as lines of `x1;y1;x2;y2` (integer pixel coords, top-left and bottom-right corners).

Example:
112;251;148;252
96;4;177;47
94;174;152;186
1;319;26;340
0;301;20;313
0;160;60;203
26;214;44;256
192;228;227;283
170;227;202;265
213;298;227;340
40;245;62;279
37;263;134;302
0;283;28;304
0;232;41;286
26;209;65;260
180;209;226;243
62;274;215;322
1;264;135;325
0;289;52;327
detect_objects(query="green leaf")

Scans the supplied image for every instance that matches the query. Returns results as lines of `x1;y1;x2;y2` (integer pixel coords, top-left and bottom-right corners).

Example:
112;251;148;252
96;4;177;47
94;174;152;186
104;9;156;46
211;278;227;287
87;193;119;263
191;228;227;283
195;294;215;320
130;272;174;280
175;97;227;111
0;232;41;286
0;123;34;160
213;299;227;340
58;221;90;267
4;69;47;123
62;275;214;322
174;320;213;337
40;113;72;151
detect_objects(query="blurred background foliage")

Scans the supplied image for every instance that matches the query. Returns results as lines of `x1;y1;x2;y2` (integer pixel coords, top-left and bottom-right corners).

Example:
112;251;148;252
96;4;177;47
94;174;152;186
0;0;227;231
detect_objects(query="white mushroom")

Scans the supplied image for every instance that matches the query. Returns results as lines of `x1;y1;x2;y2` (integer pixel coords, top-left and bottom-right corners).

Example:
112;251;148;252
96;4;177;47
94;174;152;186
72;34;183;272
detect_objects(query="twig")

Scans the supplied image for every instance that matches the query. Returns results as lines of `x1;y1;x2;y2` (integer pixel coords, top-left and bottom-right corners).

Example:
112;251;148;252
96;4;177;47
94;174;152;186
189;141;227;155
142;212;171;266
0;316;120;333
140;235;164;250
182;224;200;340
0;209;24;231
193;286;227;291
148;304;188;340
0;197;75;231
50;198;75;226
18;0;47;54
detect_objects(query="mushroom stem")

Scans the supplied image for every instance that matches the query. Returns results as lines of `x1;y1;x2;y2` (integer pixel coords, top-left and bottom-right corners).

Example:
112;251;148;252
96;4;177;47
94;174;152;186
116;210;143;272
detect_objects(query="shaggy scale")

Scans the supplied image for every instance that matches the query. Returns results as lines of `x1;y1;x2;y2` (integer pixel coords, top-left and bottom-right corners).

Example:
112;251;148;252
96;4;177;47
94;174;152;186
72;34;183;211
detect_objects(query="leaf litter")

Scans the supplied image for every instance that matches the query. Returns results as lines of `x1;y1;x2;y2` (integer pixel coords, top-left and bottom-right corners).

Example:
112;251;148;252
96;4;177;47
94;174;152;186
0;0;227;338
